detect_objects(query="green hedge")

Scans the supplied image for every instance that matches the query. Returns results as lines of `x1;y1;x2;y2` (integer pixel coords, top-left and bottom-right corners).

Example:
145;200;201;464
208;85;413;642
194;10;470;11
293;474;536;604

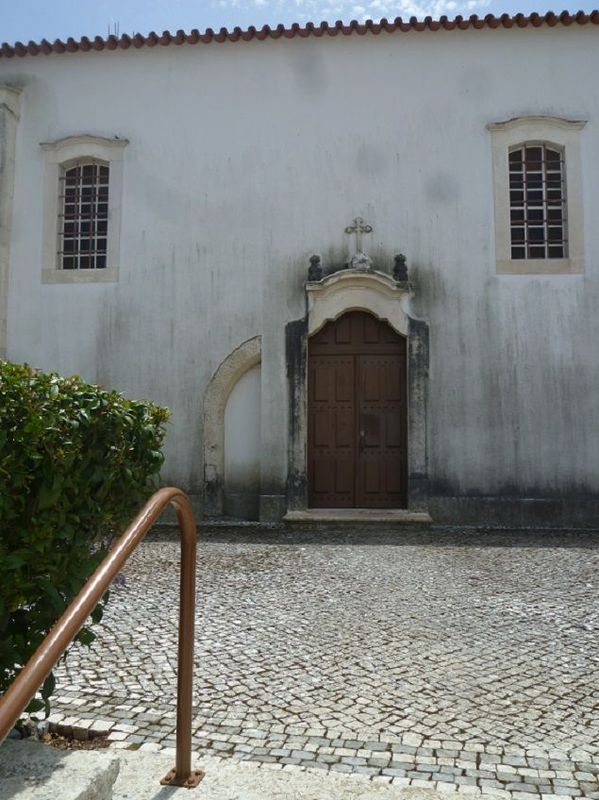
0;361;170;714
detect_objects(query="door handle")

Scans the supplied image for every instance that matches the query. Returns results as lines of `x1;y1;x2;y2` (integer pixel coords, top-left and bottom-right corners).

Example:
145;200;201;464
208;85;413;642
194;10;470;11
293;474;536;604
359;429;365;450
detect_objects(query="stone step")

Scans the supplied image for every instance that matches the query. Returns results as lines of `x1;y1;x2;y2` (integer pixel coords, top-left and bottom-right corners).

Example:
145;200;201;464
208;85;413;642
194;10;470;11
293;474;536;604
1;740;509;800
284;508;432;525
0;739;120;800
112;749;504;800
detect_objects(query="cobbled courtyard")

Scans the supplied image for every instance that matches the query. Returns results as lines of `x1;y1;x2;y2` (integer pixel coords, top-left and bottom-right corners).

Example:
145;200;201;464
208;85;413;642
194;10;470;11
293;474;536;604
50;528;599;799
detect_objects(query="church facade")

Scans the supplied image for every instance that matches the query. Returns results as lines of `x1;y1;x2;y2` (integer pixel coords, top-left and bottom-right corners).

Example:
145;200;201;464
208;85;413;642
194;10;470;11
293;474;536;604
1;12;598;526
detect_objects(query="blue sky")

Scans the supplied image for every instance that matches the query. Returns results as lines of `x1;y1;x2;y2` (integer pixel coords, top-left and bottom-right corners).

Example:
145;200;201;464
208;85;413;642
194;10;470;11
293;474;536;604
1;0;595;44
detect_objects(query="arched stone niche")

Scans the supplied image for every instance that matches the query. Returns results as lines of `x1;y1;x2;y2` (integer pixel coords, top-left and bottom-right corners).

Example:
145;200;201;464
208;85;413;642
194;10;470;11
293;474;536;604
224;363;262;519
286;268;429;513
203;335;261;516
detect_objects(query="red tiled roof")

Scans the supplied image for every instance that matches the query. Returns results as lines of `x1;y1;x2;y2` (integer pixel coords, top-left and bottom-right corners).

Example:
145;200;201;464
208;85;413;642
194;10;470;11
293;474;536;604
1;10;597;59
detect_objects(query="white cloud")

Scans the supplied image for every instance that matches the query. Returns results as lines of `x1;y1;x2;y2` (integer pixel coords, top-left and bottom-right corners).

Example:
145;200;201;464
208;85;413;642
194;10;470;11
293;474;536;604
210;0;491;21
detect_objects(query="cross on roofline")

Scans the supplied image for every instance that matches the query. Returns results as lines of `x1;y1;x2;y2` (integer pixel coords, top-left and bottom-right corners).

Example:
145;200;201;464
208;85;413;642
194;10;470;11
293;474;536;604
345;217;372;254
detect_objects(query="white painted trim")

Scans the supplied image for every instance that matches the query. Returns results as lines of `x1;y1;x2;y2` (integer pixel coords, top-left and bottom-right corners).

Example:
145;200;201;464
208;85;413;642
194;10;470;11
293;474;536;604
40;135;128;284
306;269;411;335
488;116;586;275
0;85;22;358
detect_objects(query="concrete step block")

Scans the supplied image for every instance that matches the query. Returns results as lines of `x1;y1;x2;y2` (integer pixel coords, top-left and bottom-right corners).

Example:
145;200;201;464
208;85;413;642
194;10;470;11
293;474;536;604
0;739;119;800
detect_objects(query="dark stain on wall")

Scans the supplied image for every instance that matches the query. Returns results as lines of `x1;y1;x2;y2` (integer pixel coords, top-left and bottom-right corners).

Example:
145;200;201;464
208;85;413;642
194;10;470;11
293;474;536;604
407;317;430;512
285;315;309;510
204;475;222;518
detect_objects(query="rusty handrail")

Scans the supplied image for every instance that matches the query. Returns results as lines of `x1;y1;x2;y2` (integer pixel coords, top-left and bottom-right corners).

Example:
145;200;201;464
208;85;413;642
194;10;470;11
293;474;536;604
0;487;203;789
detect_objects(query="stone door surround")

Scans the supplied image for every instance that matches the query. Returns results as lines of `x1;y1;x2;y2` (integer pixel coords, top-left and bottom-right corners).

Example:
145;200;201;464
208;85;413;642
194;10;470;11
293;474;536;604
286;268;430;515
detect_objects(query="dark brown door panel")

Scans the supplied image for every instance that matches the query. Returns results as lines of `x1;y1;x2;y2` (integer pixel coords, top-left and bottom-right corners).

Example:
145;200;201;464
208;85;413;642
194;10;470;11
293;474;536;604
308;312;407;509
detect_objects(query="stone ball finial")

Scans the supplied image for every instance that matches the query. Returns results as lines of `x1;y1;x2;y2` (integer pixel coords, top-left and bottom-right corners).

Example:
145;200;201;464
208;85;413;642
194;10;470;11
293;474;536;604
393;253;408;282
308;254;323;281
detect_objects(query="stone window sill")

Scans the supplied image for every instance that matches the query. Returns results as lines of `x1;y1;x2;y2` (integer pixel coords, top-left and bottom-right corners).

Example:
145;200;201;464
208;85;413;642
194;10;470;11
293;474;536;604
496;258;583;275
42;267;119;284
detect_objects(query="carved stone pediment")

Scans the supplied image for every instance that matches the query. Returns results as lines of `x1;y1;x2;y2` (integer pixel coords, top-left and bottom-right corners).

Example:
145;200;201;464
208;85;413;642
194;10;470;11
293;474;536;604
306;268;412;336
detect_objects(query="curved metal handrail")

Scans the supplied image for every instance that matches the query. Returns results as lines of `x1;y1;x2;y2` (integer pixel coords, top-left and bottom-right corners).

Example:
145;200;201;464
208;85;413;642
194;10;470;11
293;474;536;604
0;487;203;789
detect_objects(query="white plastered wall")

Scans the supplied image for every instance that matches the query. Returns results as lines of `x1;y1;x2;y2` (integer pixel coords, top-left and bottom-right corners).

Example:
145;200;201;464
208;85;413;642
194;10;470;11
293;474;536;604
1;26;599;517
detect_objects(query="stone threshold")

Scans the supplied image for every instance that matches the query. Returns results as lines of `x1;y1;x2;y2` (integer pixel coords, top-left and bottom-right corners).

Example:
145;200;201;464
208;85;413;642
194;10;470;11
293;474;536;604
284;509;432;524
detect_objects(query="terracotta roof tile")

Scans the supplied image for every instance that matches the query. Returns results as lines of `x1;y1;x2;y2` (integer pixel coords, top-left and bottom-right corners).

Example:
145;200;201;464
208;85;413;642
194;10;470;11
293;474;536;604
1;10;597;59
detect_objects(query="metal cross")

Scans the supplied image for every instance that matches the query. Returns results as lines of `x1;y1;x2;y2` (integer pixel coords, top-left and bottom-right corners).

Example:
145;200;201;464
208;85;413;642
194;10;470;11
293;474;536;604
345;217;373;253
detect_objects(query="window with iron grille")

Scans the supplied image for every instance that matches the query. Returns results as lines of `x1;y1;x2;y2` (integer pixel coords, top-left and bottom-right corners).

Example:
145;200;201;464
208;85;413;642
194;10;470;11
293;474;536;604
508;144;567;260
58;160;109;270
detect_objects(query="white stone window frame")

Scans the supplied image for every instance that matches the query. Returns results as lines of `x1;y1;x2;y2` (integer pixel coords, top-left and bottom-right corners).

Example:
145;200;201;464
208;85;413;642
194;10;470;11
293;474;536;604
41;135;128;283
488;116;586;275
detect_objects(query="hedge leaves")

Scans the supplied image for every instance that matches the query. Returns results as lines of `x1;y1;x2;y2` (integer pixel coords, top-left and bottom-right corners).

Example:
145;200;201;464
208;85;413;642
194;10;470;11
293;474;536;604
0;361;169;715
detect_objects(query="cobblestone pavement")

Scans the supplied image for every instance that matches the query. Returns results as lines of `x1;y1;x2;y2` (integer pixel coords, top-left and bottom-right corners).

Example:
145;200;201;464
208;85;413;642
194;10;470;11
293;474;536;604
49;528;599;799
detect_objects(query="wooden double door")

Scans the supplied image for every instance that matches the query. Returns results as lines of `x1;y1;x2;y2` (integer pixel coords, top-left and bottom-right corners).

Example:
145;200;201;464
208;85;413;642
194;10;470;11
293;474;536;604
308;311;407;508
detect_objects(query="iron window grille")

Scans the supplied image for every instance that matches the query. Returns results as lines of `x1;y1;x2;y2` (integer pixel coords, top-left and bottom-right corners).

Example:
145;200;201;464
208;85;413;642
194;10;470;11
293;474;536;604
508;143;567;260
58;160;109;270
